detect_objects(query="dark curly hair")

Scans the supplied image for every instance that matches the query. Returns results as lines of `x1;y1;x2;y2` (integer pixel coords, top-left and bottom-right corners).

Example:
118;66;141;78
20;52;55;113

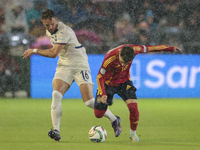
41;9;55;20
120;46;135;63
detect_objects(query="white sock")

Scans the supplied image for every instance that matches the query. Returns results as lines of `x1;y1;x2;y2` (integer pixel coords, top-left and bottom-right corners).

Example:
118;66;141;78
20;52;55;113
51;90;63;131
130;129;136;135
104;108;116;122
84;98;116;122
84;98;94;109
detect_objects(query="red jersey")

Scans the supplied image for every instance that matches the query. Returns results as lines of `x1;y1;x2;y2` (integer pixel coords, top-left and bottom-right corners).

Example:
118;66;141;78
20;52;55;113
97;44;174;96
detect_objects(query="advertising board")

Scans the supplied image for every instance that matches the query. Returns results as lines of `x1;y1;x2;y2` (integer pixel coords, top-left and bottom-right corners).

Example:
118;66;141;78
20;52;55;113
31;54;200;98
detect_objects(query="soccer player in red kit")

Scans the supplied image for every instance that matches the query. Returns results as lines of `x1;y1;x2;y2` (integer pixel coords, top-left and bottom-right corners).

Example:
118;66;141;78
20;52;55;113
94;44;182;142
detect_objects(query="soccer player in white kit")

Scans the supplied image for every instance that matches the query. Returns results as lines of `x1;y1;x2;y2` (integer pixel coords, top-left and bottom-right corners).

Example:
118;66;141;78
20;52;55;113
22;9;119;141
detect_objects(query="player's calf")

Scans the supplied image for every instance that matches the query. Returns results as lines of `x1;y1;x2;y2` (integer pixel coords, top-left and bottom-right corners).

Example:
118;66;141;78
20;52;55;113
127;103;139;131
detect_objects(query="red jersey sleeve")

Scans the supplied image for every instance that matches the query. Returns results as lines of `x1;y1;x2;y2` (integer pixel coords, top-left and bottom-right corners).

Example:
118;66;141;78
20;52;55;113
97;69;107;96
123;44;174;54
96;57;111;96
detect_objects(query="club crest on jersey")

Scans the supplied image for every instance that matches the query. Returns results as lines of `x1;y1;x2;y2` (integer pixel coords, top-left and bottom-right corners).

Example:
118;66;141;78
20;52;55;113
97;96;101;103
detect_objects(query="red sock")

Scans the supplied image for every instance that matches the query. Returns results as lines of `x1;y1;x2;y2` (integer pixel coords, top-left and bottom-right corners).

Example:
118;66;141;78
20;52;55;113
127;103;139;131
94;108;106;118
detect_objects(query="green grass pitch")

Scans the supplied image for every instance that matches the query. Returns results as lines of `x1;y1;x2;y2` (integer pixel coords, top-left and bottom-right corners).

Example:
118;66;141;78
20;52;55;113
0;98;199;150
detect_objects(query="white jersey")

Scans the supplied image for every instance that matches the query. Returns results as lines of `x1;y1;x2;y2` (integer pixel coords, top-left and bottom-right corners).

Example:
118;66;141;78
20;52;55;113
46;22;90;70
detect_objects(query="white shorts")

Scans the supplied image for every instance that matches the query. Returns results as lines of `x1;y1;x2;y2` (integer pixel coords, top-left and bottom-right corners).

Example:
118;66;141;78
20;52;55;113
53;67;94;86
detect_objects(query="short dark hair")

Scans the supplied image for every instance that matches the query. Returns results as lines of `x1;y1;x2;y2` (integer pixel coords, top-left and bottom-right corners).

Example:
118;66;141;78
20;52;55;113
41;9;55;20
120;46;135;63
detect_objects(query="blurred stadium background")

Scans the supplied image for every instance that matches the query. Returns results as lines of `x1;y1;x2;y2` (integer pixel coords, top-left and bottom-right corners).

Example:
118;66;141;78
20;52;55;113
0;0;199;98
0;1;200;149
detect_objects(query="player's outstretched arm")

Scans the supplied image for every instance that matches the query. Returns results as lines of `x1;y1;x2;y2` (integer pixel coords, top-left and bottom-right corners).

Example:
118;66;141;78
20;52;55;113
22;44;65;59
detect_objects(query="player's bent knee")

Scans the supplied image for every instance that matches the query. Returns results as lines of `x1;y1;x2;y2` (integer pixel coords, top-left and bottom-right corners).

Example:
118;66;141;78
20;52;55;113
94;109;105;118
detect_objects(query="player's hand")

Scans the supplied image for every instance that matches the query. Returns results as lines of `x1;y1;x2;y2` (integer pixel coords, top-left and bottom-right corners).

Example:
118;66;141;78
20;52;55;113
22;49;34;59
101;95;108;104
174;46;183;53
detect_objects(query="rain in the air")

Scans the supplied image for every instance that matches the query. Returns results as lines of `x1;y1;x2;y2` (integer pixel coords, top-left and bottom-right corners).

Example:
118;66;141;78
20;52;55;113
0;0;199;150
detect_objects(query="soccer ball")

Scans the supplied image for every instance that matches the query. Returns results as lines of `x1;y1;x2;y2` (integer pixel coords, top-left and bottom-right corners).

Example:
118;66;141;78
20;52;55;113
88;126;107;143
